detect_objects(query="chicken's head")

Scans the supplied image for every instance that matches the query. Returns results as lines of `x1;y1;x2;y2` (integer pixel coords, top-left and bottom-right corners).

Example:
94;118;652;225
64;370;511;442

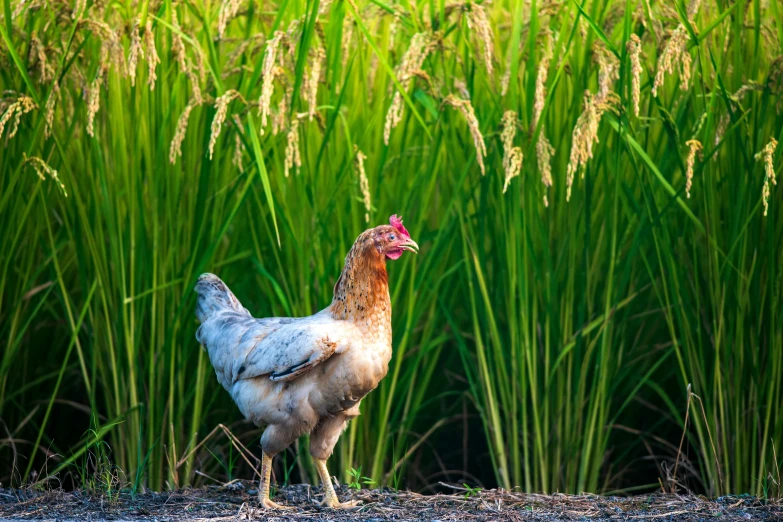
372;215;419;260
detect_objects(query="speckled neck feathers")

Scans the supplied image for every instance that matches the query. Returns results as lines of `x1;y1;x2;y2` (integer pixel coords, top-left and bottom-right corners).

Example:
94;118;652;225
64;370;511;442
328;231;390;325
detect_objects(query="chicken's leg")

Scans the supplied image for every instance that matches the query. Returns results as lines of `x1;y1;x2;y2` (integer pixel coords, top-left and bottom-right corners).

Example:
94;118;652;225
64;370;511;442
313;458;361;509
258;452;292;510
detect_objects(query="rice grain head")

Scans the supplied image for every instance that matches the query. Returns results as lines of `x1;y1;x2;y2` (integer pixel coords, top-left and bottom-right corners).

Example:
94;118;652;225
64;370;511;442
186;66;203;105
217;0;242;39
84;19;125;76
501;51;512;96
388;10;399;51
128;18;143;87
284;117;301;178
652;25;691;97
536;133;555;206
258;31;284;133
209;90;242;160
684;139;703;198
305;45;325;121
533;37;553;128
12;0;30;18
232;116;244;171
502;147;523;194
0;95;38;140
273;85;291;136
626;34;642;116
384;32;434;144
500;110;517;173
466;2;494;77
172;9;188;71
687;0;701;19
566;91;617;201
45;80;59;138
755;137;778;217
71;0;85;19
444;94;486;175
354;146;372;222
31;32;49;83
86;78;102;137
169;102;195;164
144;21;160;90
23;153;67;197
594;43;619;101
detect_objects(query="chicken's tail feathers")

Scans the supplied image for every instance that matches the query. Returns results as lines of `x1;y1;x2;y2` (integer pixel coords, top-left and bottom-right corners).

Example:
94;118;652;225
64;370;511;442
194;273;250;324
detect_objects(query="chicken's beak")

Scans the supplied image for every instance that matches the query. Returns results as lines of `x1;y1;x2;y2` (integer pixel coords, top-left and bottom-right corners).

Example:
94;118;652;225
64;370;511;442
401;237;419;254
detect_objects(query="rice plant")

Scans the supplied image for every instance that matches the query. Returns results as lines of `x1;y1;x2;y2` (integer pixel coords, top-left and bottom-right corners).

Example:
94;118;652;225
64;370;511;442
0;0;781;497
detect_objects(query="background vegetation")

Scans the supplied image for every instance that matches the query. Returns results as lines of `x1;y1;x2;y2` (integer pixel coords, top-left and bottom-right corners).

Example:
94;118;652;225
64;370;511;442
1;0;782;498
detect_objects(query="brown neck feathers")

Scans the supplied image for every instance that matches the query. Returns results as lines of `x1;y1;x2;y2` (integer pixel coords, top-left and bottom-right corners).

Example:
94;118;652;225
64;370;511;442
328;233;390;323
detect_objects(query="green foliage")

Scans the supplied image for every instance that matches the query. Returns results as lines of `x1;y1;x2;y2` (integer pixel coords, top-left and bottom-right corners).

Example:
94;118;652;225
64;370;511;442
0;0;781;498
347;466;375;491
462;483;482;499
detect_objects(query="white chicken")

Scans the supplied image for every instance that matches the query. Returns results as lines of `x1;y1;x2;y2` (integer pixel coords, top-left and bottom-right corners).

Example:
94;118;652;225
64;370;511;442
194;215;418;509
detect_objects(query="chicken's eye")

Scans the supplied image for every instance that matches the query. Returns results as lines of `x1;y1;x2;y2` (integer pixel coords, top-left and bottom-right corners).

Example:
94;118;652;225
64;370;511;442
389;234;395;241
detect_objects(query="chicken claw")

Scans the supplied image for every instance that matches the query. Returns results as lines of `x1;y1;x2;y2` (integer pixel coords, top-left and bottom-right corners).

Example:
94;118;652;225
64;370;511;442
260;498;294;510
312;458;363;510
315;497;362;510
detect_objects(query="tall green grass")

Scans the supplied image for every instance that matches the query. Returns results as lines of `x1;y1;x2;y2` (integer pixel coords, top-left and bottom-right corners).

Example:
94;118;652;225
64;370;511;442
1;0;781;497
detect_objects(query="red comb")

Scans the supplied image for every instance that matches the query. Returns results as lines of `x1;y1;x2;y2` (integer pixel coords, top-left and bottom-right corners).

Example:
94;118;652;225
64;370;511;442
389;215;410;238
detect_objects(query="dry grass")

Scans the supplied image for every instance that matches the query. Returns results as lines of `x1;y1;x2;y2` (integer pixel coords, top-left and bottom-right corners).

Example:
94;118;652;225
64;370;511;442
1;482;781;521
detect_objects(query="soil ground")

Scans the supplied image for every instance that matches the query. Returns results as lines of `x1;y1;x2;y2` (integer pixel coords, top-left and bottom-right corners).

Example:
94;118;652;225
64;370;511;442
1;482;780;521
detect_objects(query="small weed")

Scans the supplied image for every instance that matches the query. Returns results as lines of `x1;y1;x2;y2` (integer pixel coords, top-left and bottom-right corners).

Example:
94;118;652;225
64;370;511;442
75;418;126;503
463;484;482;499
347;467;376;491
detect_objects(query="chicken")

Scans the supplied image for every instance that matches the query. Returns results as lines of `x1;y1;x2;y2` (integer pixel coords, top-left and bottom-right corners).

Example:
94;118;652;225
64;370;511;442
194;215;418;509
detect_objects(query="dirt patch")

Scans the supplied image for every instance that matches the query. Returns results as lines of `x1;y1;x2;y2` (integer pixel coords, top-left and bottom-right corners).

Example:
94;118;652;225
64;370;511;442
0;482;780;521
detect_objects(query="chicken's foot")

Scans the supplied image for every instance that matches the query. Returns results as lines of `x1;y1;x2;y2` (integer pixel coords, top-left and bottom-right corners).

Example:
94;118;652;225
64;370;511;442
258;452;292;510
313;458;362;509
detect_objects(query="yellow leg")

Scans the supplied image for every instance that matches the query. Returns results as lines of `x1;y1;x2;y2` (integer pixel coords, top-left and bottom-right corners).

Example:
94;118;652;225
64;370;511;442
258;452;292;510
313;458;361;509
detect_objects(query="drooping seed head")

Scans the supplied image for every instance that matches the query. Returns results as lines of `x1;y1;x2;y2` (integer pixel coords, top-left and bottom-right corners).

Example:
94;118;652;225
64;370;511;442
537;133;555;206
284;117;301;178
594;43;619;102
565;91;618;201
217;0;243;39
169;102;195;164
209;90;242;160
652;25;691;97
502;147;523;194
232;115;244;171
86;77;102;137
305;45;325;121
354;146;372;222
466;3;494;77
684;139;703;198
23;153;67;197
501;110;517;174
258;31;284;133
144;22;160;90
171;9;188;71
626;34;643;116
533;36;553;129
443;94;486;175
755;138;778;217
0;95;38;140
45;80;59;138
128;18;143;87
383;32;434;144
